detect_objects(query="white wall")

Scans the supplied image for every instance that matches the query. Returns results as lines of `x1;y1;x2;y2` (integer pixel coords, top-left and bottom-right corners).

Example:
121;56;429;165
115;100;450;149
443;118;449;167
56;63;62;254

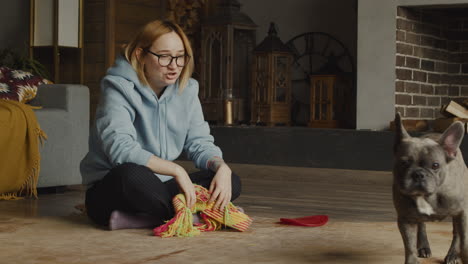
238;0;357;126
356;0;396;130
238;0;357;61
357;0;468;130
0;0;30;52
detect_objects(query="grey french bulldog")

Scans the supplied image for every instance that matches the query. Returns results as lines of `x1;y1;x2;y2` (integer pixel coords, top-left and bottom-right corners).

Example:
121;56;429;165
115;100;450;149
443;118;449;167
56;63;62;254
393;112;468;264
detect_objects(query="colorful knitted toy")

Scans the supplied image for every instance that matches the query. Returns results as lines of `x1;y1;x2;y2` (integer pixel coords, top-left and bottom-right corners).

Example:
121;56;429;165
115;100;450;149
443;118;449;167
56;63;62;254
153;185;253;238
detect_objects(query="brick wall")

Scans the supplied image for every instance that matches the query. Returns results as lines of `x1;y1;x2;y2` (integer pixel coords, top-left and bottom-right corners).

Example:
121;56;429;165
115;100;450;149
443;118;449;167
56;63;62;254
395;7;468;120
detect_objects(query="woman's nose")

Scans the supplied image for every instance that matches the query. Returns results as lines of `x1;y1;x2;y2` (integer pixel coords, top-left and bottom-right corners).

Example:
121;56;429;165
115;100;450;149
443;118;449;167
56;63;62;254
167;58;178;69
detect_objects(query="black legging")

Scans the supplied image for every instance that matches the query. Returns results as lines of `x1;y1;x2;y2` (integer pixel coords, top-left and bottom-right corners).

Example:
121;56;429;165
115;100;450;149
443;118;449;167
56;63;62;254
85;162;242;227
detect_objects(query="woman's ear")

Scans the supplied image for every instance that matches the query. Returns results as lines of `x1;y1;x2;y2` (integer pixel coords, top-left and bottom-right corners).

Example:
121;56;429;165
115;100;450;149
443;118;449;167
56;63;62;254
135;48;143;62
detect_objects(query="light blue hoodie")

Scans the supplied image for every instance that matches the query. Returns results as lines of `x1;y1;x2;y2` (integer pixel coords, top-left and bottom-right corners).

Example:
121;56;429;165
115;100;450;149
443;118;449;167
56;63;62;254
80;56;222;185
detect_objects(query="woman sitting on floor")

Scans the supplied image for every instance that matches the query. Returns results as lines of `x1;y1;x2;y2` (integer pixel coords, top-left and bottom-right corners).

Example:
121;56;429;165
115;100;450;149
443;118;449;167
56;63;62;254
80;20;241;230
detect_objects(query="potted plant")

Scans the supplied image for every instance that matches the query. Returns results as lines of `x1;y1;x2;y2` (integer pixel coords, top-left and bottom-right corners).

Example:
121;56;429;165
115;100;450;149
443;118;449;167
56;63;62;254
0;48;50;80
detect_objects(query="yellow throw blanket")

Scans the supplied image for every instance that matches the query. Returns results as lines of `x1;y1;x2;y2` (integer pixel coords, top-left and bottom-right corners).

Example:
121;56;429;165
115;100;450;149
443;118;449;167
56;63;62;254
153;185;253;237
0;99;46;200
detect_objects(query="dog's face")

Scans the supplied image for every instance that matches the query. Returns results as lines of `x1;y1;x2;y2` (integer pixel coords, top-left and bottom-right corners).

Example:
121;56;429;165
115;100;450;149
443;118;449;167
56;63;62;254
393;113;464;196
393;136;448;196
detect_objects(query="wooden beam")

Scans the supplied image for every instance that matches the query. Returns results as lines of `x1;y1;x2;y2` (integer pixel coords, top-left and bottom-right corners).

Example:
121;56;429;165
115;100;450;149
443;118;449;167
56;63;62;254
105;0;115;68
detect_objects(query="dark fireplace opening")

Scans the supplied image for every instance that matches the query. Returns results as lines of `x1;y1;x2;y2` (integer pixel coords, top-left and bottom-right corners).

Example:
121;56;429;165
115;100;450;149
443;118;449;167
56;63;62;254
395;5;468;122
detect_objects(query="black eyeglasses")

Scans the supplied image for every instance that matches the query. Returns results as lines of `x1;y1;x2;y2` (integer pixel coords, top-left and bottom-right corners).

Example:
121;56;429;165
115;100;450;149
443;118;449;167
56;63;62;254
144;49;190;67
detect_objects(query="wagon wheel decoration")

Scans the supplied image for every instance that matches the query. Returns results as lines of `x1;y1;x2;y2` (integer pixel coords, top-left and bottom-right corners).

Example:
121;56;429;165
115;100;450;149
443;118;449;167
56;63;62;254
285;32;355;126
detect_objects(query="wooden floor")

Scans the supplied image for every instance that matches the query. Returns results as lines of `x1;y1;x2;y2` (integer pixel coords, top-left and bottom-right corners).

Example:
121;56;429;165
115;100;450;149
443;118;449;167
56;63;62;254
234;163;395;221
0;162;455;264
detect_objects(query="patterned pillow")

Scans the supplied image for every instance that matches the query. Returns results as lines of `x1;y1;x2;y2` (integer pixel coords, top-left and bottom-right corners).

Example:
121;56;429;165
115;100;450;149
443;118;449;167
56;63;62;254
0;66;48;103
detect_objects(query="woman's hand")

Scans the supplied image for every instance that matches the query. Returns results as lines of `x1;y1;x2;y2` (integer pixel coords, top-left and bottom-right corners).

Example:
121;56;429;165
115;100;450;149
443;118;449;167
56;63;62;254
173;166;196;209
146;156;196;209
208;163;232;210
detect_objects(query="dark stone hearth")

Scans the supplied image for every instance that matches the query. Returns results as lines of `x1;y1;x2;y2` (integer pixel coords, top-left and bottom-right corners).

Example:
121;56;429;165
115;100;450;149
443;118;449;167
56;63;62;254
187;126;468;171
210;126;396;171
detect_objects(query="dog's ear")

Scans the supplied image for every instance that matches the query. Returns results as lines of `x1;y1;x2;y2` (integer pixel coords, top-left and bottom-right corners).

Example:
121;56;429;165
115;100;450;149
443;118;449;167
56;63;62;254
439;121;465;160
394;112;409;153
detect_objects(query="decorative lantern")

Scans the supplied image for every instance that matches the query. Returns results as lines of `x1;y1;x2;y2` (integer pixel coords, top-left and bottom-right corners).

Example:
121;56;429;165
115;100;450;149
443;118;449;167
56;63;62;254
251;23;292;126
200;0;256;124
308;75;338;128
308;54;344;128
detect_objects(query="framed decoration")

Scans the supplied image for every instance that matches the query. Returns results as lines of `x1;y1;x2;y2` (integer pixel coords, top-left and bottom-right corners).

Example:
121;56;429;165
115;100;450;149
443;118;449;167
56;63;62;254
285;32;355;128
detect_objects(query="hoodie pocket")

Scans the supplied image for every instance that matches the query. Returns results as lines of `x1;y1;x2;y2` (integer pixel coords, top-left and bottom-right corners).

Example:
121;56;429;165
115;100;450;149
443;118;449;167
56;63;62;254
165;103;189;152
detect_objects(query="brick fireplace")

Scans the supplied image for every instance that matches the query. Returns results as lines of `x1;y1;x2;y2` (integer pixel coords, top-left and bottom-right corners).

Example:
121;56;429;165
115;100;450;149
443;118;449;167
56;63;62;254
357;0;468;130
395;6;468;120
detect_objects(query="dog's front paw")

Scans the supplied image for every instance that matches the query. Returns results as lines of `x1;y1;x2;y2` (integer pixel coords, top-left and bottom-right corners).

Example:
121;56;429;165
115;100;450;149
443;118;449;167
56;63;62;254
443;252;459;264
418;247;432;258
405;255;420;264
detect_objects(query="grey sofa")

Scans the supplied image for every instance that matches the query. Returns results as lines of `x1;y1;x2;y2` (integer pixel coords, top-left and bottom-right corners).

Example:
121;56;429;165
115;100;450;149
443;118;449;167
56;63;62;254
32;84;89;188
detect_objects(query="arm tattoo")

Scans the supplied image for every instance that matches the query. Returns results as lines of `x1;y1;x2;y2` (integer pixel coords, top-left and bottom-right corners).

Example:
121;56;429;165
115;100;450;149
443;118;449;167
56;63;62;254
207;156;224;172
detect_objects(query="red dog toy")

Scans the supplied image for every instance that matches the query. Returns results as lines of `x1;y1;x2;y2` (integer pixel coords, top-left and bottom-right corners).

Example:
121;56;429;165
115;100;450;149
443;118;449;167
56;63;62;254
280;215;328;227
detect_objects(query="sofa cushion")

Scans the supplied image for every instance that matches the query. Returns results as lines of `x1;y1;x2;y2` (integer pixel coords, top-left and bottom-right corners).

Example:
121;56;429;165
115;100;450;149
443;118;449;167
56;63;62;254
0;66;48;103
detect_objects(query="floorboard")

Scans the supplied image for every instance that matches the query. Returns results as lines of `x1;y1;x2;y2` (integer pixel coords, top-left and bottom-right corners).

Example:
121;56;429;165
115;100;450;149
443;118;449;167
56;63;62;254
0;162;455;264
